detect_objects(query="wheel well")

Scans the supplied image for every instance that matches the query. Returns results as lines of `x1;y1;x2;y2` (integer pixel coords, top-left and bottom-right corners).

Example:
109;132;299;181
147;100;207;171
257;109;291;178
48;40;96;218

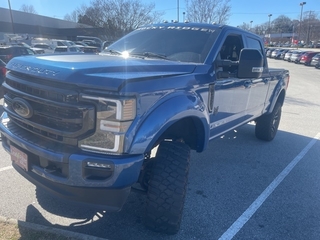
157;117;205;152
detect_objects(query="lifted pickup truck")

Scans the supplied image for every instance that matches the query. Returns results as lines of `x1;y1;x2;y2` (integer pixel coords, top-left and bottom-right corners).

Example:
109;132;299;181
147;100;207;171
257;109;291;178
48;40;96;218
0;23;289;234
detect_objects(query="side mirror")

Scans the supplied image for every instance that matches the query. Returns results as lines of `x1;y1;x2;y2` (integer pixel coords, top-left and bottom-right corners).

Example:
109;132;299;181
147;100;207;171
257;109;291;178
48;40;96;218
237;49;263;78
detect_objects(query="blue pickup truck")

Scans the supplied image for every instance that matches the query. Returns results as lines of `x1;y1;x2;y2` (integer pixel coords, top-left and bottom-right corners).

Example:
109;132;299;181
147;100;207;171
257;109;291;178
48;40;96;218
0;23;289;234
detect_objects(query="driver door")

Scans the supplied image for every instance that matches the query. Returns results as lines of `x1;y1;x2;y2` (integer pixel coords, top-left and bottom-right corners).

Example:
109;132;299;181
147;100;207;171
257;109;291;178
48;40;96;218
209;34;251;138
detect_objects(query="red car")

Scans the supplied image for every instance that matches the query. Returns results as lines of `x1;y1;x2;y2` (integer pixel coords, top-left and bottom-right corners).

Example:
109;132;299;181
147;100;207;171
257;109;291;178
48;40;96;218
299;51;320;66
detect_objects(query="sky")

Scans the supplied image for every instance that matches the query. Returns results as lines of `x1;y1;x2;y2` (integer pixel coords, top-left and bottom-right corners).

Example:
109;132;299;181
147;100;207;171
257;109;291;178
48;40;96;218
0;0;320;27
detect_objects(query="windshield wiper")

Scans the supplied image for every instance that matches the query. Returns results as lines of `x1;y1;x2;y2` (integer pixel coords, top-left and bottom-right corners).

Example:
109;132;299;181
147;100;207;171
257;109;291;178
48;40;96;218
131;52;168;60
103;49;122;55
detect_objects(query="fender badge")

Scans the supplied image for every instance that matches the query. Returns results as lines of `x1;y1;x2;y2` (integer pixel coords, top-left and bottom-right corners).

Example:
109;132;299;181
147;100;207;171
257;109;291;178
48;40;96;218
252;67;263;73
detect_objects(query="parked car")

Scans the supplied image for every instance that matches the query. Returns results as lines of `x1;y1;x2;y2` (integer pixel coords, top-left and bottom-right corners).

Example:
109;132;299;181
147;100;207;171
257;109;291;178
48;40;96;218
270;48;280;58
272;49;288;59
310;53;320;67
289;50;303;62
101;41;114;51
279;49;290;60
0;59;6;98
32;43;55;54
82;39;101;49
54;46;84;53
76;35;102;49
51;39;73;48
264;47;270;54
74;41;99;53
293;51;308;64
0;45;35;63
283;50;294;61
0;59;6;82
300;52;319;66
266;48;276;58
14;42;45;54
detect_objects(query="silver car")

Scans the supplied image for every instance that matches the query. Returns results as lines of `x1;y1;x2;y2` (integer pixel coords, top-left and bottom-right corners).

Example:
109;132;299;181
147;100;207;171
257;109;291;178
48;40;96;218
310;53;320;66
288;50;302;62
283;50;294;61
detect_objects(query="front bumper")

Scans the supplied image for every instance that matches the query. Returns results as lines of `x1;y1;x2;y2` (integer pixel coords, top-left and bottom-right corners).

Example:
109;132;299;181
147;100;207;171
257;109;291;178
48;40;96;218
0;112;144;211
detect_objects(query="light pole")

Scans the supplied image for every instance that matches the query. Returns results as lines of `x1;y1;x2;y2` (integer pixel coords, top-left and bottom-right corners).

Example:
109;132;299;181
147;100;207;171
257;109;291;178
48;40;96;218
306;11;311;45
7;0;15;34
268;14;272;44
250;21;253;30
183;12;185;22
177;0;179;22
298;2;306;45
292;25;295;45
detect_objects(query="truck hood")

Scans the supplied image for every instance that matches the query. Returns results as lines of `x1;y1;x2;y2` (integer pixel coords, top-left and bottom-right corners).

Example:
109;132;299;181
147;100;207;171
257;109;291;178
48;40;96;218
6;54;197;91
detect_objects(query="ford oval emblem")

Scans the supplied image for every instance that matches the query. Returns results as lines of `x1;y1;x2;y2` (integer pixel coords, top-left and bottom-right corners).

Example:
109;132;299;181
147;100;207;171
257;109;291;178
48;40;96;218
12;98;34;118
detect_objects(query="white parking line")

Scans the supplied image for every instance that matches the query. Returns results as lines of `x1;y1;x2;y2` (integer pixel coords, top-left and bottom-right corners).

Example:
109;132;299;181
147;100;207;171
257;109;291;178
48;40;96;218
0;166;13;172
219;132;320;240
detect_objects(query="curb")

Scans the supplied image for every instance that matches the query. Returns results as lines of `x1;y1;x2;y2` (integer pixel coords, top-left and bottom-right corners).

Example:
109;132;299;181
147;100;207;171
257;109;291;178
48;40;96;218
0;215;107;240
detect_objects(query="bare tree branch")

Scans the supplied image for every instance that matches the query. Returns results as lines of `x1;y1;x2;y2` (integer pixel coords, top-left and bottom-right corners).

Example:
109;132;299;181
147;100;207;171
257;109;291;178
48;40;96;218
20;4;37;14
67;0;163;40
185;0;231;24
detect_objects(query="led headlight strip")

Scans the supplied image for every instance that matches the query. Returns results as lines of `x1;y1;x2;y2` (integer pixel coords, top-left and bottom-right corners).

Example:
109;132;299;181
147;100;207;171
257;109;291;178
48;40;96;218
79;95;136;154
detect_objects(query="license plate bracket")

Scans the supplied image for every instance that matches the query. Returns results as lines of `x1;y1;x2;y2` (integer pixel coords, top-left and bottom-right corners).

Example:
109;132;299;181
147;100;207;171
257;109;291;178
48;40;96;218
10;145;28;171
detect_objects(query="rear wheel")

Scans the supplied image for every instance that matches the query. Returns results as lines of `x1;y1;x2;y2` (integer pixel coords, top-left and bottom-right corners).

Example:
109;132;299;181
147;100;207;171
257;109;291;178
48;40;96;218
144;141;190;234
255;102;282;141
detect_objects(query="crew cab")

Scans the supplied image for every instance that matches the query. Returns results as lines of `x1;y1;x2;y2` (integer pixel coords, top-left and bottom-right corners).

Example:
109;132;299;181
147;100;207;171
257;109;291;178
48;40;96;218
0;23;289;234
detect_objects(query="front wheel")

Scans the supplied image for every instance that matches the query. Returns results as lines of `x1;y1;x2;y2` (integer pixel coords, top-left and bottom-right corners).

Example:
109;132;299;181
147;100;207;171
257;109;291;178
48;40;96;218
144;141;190;234
255;102;282;141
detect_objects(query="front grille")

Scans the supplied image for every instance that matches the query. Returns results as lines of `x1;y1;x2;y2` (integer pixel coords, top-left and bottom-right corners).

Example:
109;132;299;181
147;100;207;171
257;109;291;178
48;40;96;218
3;71;95;146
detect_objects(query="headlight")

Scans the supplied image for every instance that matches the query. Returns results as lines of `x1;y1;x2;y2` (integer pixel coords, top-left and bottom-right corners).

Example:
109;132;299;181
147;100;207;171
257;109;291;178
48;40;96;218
78;96;136;154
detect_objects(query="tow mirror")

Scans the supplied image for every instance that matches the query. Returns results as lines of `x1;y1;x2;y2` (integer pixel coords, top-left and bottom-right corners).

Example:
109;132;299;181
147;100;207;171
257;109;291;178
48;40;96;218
237;49;263;78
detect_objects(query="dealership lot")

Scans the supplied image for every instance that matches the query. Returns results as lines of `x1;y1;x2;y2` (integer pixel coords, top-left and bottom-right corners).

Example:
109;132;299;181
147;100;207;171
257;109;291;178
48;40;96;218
0;58;320;240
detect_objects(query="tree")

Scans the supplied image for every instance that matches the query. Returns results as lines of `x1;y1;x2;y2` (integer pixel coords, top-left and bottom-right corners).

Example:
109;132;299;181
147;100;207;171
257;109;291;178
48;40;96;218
64;11;78;22
185;0;231;24
253;23;269;36
64;4;87;22
247;11;320;45
65;0;164;41
300;11;320;44
20;4;37;14
272;15;293;34
237;22;250;31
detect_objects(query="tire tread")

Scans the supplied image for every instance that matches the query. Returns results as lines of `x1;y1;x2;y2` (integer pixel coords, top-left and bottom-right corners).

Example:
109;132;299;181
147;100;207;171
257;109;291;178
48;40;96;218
145;141;190;234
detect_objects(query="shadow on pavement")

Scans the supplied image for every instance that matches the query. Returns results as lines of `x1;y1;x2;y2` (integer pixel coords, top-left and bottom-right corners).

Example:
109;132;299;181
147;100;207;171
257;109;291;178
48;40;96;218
20;124;320;240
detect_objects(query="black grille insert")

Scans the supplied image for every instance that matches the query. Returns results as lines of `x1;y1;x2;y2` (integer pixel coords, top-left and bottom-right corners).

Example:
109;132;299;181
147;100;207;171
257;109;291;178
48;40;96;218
4;72;96;146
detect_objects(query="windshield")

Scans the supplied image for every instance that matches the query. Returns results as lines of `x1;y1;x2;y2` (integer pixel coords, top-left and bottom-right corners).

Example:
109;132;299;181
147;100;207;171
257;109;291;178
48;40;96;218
103;25;218;63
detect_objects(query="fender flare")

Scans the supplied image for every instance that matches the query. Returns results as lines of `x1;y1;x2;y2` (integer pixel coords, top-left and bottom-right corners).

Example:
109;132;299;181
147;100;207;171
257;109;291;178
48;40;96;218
267;73;288;114
127;93;210;154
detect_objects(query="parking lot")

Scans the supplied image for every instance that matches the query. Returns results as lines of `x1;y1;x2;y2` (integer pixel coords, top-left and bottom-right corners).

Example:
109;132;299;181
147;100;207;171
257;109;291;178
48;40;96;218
266;47;320;68
0;58;320;240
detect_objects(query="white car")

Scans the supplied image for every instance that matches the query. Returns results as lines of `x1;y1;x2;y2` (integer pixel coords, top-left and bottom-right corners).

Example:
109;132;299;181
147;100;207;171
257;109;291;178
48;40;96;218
287;50;301;62
12;42;45;54
32;43;55;54
53;46;84;54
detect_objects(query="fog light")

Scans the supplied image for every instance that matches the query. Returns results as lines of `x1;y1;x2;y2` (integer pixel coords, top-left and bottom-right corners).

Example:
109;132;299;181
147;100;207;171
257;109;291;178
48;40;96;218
87;162;112;169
